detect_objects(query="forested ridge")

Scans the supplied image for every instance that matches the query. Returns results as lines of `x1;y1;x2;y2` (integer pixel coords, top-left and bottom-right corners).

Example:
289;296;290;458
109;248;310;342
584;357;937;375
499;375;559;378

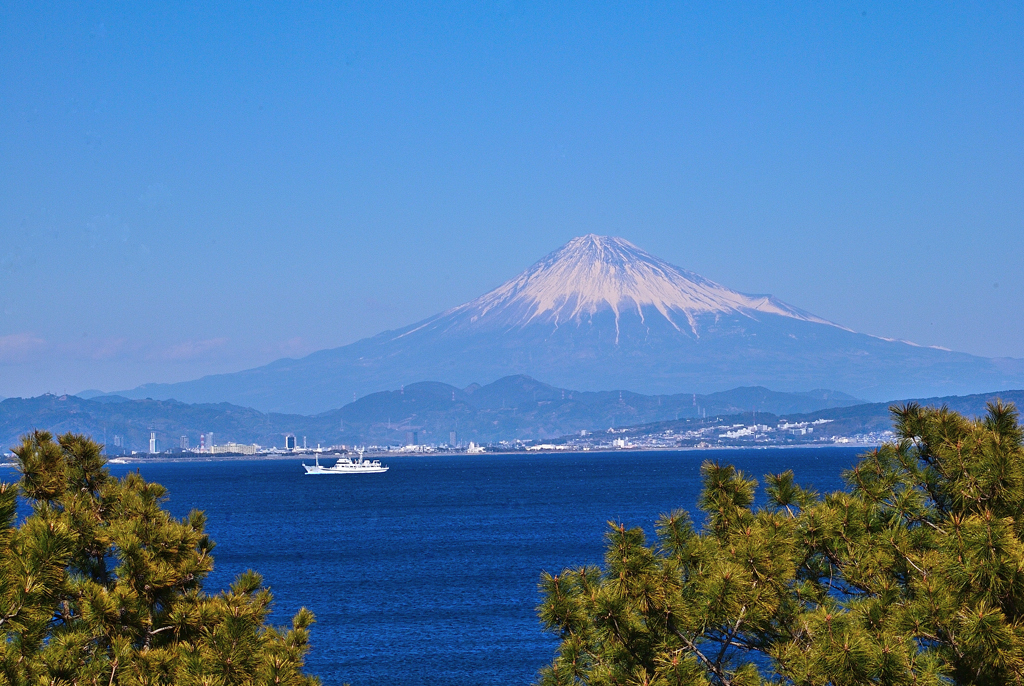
4;380;1021;451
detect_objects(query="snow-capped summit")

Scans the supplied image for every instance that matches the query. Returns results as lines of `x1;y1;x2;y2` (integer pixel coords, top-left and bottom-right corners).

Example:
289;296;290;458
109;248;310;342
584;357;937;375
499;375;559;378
446;234;835;333
109;235;1024;414
400;234;838;342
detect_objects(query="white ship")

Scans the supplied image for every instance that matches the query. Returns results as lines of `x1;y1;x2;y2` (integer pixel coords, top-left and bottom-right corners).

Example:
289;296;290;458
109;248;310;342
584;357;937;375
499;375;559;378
303;450;388;474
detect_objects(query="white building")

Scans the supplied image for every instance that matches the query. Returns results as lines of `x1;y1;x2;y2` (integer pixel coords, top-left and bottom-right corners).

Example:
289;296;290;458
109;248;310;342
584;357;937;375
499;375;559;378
209;443;258;455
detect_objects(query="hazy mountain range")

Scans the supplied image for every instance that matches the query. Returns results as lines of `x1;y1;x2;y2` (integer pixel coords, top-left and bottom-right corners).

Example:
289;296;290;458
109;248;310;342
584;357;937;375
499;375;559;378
91;235;1024;414
7;375;1024;453
5;376;867;451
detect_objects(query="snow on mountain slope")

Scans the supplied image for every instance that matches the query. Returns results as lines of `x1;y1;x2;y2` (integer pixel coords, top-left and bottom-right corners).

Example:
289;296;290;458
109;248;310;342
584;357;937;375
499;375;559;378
400;234;841;341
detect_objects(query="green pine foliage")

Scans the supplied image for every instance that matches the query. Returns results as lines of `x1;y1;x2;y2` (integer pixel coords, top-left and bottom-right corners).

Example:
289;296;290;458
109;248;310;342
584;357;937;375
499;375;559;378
0;431;319;686
536;402;1024;685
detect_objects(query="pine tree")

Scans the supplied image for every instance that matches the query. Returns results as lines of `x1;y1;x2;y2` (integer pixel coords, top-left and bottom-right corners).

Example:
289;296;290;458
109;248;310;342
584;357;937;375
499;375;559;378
536;402;1024;685
0;431;319;686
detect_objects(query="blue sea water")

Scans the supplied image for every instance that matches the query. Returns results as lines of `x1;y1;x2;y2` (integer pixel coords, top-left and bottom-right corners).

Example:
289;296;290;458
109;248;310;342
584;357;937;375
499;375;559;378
28;448;864;685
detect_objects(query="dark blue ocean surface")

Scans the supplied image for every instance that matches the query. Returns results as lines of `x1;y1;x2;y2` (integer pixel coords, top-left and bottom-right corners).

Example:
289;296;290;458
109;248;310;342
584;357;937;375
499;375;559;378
74;448;860;684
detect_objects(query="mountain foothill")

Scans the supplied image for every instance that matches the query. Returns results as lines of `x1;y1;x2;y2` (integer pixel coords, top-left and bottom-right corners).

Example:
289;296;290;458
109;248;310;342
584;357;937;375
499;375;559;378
4;378;1024;453
2;376;869;452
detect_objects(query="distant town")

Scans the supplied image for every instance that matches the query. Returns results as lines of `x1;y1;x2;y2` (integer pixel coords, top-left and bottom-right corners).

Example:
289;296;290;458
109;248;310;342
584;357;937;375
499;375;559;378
97;415;894;462
6;384;1019;462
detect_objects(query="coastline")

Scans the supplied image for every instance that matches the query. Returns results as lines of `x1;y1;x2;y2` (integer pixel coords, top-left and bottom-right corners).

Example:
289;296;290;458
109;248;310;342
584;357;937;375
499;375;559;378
75;441;883;466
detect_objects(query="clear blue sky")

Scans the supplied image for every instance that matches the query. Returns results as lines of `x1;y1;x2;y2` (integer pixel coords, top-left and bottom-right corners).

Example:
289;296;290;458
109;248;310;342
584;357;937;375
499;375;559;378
1;2;1021;398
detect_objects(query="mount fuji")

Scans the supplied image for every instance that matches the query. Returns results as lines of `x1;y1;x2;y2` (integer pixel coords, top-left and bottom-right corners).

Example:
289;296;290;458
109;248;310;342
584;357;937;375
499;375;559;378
109;235;1024;414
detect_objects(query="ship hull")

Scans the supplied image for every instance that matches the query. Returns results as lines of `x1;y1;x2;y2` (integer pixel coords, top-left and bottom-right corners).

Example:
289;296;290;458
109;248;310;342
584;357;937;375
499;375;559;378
303;466;388;474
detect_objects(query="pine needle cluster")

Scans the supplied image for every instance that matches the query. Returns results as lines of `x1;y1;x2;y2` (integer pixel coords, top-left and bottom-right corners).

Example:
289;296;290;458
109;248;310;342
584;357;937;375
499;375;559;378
536;402;1024;685
1;431;319;686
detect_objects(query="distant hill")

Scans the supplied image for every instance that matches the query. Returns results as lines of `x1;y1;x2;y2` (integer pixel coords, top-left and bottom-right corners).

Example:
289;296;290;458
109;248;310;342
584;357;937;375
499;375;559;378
319;377;864;446
101;235;1024;414
2;376;865;451
605;389;1024;443
784;389;1024;436
0;394;299;454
